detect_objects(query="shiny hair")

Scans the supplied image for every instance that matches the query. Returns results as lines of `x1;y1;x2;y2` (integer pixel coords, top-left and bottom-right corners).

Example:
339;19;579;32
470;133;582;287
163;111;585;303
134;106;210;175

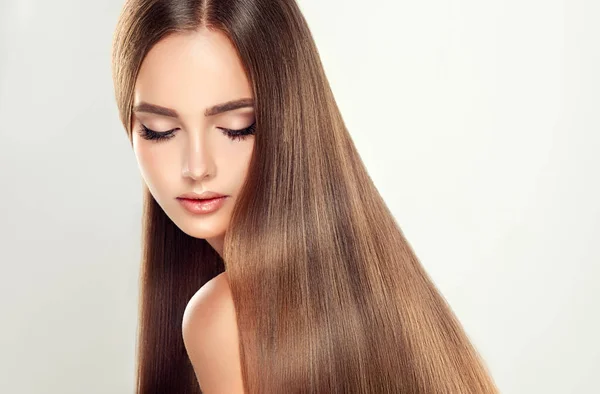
111;0;499;392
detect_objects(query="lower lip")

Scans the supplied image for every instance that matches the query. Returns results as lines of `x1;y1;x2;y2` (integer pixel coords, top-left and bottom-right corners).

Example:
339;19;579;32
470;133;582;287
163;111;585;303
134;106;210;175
177;196;228;214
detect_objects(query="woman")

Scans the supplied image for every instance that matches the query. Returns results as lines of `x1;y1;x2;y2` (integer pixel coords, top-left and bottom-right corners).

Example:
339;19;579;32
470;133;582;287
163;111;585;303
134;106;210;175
111;0;499;393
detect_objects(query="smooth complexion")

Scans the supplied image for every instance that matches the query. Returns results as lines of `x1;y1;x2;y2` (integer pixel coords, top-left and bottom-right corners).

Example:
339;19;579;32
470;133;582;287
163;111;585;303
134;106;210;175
132;28;256;258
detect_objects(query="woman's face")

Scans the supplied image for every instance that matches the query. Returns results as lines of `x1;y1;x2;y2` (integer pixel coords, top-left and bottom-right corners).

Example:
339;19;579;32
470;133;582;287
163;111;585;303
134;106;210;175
132;28;255;257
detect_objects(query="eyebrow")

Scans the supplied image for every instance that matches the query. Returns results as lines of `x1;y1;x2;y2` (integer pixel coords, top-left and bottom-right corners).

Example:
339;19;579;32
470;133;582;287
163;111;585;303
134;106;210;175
132;98;254;118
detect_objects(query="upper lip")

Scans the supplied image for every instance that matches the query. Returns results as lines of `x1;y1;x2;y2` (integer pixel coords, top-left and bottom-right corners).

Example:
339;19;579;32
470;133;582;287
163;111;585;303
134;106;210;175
178;191;227;200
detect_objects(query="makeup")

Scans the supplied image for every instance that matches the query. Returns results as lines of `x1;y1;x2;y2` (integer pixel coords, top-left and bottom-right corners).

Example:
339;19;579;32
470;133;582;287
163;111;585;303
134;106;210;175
177;196;228;214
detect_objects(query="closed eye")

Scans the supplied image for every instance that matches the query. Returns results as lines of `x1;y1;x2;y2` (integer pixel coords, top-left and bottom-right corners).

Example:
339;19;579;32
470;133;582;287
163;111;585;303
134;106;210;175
218;122;256;142
137;122;256;143
137;124;177;141
138;122;256;141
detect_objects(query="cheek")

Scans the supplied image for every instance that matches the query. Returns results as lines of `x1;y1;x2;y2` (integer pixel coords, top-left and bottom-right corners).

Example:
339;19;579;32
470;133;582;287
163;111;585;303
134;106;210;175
134;142;177;194
213;137;254;174
133;141;154;179
234;141;254;184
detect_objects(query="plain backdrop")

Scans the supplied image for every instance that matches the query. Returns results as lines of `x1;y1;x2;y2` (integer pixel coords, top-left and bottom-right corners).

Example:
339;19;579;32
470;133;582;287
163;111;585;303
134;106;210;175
1;0;598;393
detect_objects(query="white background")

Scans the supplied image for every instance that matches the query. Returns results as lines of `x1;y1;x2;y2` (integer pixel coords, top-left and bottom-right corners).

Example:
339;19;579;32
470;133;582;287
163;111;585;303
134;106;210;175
0;0;598;393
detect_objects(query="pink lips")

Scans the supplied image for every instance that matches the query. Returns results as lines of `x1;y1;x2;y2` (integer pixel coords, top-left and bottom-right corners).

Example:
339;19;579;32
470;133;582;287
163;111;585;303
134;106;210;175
178;191;226;200
177;194;228;214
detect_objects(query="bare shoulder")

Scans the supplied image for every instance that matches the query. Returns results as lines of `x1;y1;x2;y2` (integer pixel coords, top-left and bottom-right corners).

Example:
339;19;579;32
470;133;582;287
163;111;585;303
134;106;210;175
182;271;245;393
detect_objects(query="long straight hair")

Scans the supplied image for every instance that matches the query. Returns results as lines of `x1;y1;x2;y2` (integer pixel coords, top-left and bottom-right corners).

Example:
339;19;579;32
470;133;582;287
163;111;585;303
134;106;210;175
112;0;499;392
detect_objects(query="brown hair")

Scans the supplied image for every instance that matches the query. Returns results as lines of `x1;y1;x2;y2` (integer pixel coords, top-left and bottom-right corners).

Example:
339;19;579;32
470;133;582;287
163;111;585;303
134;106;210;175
112;0;499;392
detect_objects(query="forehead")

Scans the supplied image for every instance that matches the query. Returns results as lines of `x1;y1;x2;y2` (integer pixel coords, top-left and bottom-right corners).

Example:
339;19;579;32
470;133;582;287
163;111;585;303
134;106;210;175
134;29;252;116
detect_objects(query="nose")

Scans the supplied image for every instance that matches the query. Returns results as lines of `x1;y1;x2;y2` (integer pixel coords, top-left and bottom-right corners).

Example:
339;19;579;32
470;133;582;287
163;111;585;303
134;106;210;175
182;130;215;181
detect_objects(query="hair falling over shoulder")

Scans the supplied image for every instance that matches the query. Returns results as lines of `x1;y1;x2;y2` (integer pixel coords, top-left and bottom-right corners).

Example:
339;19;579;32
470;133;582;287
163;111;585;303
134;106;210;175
112;0;499;392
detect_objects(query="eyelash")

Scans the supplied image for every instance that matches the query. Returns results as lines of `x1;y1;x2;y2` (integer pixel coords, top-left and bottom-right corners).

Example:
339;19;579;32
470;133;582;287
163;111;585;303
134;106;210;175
137;122;256;142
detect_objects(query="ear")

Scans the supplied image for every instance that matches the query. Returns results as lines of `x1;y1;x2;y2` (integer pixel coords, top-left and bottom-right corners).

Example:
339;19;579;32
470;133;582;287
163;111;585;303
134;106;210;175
182;272;245;393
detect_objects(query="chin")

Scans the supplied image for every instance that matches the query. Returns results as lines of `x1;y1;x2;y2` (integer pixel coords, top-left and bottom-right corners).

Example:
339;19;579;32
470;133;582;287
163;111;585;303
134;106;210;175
158;200;229;240
184;227;225;241
173;215;227;241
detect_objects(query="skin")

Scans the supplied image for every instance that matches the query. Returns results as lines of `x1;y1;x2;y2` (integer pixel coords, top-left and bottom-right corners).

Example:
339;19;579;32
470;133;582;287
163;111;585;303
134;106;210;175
132;28;256;258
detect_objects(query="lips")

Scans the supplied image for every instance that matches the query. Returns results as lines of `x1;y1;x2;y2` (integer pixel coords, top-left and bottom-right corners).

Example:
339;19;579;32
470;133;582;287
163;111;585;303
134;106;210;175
179;196;222;202
177;191;227;200
177;194;228;214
